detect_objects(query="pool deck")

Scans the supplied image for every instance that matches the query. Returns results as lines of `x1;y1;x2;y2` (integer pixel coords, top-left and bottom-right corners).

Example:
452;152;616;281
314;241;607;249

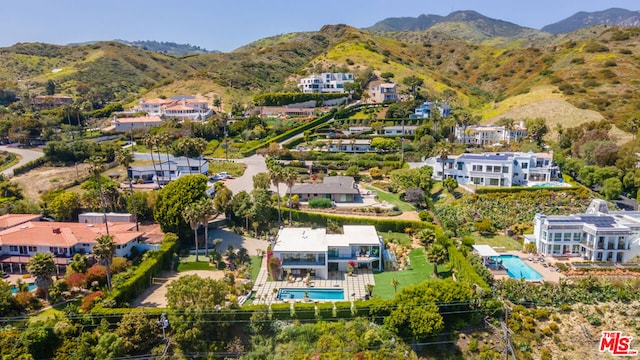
251;257;374;305
492;251;566;283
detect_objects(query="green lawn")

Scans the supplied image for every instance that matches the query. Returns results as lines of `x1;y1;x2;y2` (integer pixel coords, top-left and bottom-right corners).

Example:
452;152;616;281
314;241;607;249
249;256;262;281
373;248;449;300
209;161;247;177
365;186;415;212
474;234;523;251
30;299;80;323
177;256;215;272
381;232;412;247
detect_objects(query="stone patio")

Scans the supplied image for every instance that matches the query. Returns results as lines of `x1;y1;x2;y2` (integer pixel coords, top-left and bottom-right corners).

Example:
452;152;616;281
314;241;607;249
251;257;375;305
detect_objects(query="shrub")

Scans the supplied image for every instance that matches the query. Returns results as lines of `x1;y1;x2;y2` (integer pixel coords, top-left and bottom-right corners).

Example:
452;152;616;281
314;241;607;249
81;291;104;312
270;303;292;320
110;257;129;274
418;210;433;222
335;302;352;318
294;303;316;320
308;198;333;209
316;302;335;320
86;264;107;288
468;338;479;352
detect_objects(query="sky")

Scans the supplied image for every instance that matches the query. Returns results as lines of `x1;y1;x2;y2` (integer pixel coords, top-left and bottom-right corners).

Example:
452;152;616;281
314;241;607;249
1;1;638;52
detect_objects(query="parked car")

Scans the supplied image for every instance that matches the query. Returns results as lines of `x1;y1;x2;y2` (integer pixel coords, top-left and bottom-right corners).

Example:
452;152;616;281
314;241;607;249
217;172;234;179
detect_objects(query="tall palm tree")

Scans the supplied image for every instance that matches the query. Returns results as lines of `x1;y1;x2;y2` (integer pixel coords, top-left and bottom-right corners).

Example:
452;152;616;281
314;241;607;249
434;142;451;182
196;198;215;257
268;164;284;224
192;137;208;173
94;235;115;291
159;133;174;180
151;134;165;184
115;148;138;231
143;134;159;187
88;156;109;235
27;252;55;300
425;244;448;278
283;167;298;225
182;203;201;262
175;137;195;175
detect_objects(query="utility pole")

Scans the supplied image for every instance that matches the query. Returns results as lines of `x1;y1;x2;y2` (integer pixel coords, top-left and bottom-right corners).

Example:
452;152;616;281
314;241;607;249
129;126;139;231
158;311;170;358
400;118;405;165
224;118;229;162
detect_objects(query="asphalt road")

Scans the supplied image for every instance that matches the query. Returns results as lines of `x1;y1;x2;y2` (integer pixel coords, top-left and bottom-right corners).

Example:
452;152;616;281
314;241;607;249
0;146;44;177
225;154;270;195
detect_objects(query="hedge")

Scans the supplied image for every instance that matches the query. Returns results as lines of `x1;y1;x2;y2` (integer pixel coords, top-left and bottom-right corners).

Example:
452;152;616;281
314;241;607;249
448;245;490;291
335;301;352;318
270;303;293;320
294;303;317;320
253;93;345;106
315;302;335;319
288;209;428;232
12;157;46;176
475;184;578;194
94;233;179;310
241;112;334;156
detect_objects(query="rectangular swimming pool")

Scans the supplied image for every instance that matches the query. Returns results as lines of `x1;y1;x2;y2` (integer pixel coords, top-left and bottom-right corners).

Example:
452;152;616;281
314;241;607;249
495;255;543;281
277;288;345;301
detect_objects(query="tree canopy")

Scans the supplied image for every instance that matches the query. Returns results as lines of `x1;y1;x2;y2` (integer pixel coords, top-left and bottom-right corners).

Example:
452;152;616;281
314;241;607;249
154;174;208;240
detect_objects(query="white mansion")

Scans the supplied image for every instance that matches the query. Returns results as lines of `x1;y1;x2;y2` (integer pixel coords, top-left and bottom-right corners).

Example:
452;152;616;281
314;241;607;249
420;151;560;187
298;73;354;93
454;122;527;145
525;200;640;262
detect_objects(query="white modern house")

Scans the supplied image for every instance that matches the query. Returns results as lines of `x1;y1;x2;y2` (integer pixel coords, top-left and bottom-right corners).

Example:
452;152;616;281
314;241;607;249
409;100;452;119
128;156;209;185
271;225;383;279
383;125;418;136
525;199;640;262
133;96;213;121
454;122;527;145
298;73;354;93
421;151;560;187
320;139;373;153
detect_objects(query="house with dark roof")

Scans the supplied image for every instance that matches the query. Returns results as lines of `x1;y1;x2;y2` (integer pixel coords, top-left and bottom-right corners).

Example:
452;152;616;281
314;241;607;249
290;176;360;203
128;156;209;185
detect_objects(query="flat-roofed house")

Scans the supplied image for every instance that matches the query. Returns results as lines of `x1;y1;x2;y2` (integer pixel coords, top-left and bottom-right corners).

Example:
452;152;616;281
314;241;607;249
271;225;383;279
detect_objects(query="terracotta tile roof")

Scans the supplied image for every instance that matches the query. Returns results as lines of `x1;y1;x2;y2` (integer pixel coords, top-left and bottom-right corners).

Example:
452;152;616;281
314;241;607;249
164;105;196;111
0;221;143;247
113;115;163;123
142;98;175;105
0;214;42;229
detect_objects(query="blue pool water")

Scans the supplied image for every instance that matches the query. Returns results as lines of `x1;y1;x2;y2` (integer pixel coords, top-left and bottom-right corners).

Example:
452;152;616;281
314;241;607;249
495;255;543;280
278;288;345;301
530;181;569;188
11;283;37;294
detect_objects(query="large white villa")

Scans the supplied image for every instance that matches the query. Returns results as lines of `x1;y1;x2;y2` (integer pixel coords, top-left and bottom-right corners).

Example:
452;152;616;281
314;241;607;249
525;199;640;262
420;151;560;187
298;73;354;93
128;156;209;185
454;122;527;145
271;225;383;279
133;96;213;121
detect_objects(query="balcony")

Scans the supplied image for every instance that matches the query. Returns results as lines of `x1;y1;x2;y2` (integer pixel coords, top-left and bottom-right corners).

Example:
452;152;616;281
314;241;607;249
282;259;325;266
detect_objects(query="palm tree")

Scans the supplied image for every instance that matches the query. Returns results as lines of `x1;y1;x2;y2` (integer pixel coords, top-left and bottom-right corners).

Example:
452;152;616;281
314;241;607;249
267;163;284;224
159;133;174;180
151;134;165;183
94;235;116;291
425;244;448;278
175;137;195;175
88;156;109;235
192;138;208;172
115;148;138;231
182;203;201;262
143;134;159;187
502;118;515;144
434;142;452;182
27;252;55;300
196;197;215;257
283;167;298;225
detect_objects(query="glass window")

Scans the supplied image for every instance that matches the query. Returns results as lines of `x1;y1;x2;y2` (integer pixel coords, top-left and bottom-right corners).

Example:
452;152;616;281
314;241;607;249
489;179;499;185
564;233;571;241
10;245;18;251
542;231;547;240
502;166;508;173
28;246;37;252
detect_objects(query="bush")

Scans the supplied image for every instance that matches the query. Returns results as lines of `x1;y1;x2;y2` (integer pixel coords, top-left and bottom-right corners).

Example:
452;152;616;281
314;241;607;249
315;302;335;320
288;209;429;232
86;264;107;288
12;157;46;176
294;303;316;320
335;301;352;318
448;245;490;291
270;303;292;320
418;210;433;222
81;291;104;312
308;198;333;209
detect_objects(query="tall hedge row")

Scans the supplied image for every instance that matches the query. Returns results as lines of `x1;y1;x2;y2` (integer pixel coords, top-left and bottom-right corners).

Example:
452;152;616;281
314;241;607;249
12;157;46;176
448;245;490;291
94;233;179;310
253;92;345;106
288;209;428;232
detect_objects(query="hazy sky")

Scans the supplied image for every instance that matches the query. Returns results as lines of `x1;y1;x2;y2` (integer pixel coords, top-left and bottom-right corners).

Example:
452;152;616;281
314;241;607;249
1;1;637;52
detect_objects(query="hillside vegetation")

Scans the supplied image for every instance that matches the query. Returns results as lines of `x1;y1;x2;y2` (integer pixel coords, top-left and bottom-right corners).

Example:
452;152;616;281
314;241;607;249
0;24;639;131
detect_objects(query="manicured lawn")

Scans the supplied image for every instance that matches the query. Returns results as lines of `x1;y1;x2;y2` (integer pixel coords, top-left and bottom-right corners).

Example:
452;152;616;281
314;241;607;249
365;185;415;212
381;232;412;247
474;234;523;251
249;256;262;281
209;161;247;177
177;257;215;272
373;248;449;300
30;299;81;323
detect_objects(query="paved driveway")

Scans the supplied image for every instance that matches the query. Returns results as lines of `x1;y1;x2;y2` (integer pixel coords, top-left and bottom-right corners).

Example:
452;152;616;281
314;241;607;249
225;154;270;195
0;146;44;177
208;228;269;256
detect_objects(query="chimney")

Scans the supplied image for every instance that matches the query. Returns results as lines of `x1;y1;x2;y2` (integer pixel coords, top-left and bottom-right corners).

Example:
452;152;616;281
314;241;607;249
52;227;61;234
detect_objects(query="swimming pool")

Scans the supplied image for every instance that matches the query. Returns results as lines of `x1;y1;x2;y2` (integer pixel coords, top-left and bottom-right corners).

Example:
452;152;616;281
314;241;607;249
11;283;37;294
529;181;570;188
277;288;345;301
495;255;543;280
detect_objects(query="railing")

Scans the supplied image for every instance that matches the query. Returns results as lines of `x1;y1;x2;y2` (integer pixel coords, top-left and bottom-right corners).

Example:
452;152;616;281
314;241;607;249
282;260;325;266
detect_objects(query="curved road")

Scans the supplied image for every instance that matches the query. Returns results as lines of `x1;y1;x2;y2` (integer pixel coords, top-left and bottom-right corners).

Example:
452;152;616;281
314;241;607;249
0;146;44;177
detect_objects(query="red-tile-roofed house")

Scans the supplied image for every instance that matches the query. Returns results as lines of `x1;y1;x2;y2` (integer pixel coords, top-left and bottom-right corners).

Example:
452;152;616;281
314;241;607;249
0;214;42;231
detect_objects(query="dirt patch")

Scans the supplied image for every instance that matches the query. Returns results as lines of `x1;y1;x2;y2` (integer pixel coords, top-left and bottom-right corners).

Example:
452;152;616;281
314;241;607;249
131;269;225;308
10;164;92;201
